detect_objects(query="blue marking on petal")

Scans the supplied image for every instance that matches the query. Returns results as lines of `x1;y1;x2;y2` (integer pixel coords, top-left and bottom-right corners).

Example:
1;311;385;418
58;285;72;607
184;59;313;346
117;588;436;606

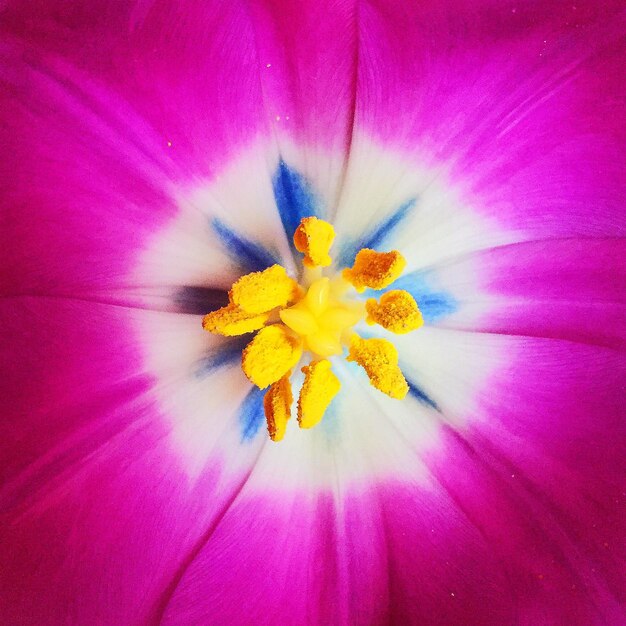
318;390;341;438
175;286;229;315
357;198;416;253
387;270;458;323
239;386;266;442
416;292;457;323
337;198;416;267
406;378;440;411
272;160;320;241
344;352;439;413
355;331;439;410
212;217;279;272
194;337;249;379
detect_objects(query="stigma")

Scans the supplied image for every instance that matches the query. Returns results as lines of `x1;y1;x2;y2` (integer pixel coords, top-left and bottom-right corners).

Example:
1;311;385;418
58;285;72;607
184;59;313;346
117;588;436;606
202;216;423;441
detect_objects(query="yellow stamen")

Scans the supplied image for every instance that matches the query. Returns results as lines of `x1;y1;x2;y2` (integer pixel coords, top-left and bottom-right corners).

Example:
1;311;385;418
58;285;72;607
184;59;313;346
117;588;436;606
202;304;269;336
366;290;424;334
242;325;303;388
264;373;293;441
229;264;299;314
298;359;340;429
293;216;335;267
347;335;409;399
342;249;406;293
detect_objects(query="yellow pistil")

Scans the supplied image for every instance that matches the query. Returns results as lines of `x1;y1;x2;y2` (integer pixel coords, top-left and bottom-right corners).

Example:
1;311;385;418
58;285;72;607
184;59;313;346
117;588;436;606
298;360;340;429
279;277;362;358
230;264;299;314
366;290;424;334
293;216;335;267
264;373;293;441
241;325;302;388
343;249;406;292
202;304;269;336
347;335;409;399
202;215;424;440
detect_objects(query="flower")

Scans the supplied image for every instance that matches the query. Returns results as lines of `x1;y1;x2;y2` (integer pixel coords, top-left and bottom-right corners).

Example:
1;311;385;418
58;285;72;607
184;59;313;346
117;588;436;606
203;219;423;439
1;1;624;625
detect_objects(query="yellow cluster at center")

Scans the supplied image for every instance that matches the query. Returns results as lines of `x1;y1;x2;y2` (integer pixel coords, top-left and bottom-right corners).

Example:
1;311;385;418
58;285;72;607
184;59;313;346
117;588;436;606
279;276;363;357
202;216;423;441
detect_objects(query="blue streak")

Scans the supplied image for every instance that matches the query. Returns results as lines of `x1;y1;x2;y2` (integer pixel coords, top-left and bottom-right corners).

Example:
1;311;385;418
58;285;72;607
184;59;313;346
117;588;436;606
387;270;457;323
174;286;229;315
356;330;439;410
337;198;415;267
272;160;320;242
194;338;249;379
212;217;278;272
239;386;265;442
406;379;440;411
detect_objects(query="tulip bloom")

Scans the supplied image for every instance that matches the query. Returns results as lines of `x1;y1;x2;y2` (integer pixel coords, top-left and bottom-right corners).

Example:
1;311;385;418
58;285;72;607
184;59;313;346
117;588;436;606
1;1;625;624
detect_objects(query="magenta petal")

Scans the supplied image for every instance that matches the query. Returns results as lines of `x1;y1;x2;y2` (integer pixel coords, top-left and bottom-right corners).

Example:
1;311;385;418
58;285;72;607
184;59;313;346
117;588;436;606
0;297;262;623
246;0;359;205
0;53;176;295
426;340;626;624
1;1;625;624
0;0;281;298
158;340;625;625
157;487;497;626
433;238;626;350
2;0;270;171
353;0;626;239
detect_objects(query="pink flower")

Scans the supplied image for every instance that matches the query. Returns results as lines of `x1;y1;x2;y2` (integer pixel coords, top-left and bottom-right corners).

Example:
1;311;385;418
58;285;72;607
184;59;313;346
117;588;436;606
1;1;624;624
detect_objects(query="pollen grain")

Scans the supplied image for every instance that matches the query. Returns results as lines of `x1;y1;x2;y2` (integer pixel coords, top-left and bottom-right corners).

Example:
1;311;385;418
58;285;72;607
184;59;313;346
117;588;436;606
342;249;406;293
366;290;424;334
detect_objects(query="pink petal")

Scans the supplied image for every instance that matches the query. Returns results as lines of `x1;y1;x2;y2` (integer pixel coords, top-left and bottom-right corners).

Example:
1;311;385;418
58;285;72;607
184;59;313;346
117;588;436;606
349;0;626;241
1;0;271;174
247;0;359;207
426;238;626;350
0;297;263;623
1;1;624;624
158;337;625;625
0;0;290;299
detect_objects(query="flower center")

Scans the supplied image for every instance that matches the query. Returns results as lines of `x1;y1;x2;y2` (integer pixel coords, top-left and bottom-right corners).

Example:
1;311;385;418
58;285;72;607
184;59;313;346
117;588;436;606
202;216;424;441
278;276;363;358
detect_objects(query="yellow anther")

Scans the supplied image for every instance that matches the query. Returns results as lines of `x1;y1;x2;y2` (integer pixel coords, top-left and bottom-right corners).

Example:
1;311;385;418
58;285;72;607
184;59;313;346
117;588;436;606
366;290;424;334
347;335;409;399
342;249;406;293
264;373;293;442
202;304;269;336
293;217;335;267
279;307;319;335
305;277;330;315
298;360;341;429
242;325;303;389
229;264;299;314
